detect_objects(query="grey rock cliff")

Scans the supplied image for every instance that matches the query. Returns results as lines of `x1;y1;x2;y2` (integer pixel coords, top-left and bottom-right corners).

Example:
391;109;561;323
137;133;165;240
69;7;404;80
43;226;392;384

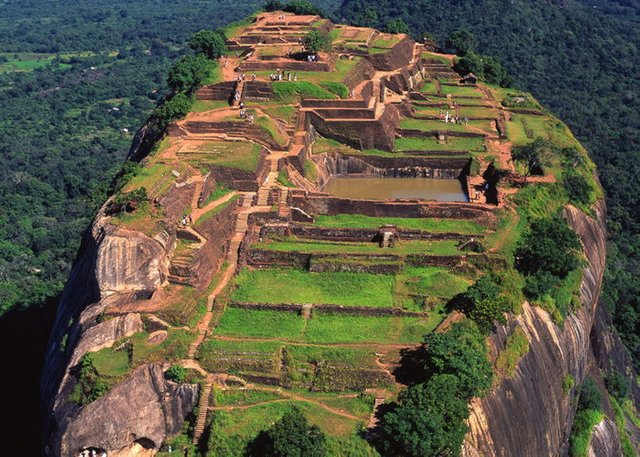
41;208;195;457
463;200;629;456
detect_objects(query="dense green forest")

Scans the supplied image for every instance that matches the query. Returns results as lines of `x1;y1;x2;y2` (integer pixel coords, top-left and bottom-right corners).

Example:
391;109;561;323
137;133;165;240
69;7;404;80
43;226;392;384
336;0;640;368
0;0;342;314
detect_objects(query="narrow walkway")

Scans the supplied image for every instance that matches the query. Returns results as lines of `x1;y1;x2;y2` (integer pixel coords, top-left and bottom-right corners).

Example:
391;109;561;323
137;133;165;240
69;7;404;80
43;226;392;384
192;379;213;444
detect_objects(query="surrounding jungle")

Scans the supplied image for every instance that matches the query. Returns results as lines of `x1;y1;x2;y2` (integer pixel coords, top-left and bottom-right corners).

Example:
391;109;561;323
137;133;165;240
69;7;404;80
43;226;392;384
0;0;638;454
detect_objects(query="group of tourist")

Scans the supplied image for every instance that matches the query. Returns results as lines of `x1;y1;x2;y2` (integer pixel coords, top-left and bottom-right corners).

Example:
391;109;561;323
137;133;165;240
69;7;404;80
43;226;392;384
236;73;257;82
78;450;106;457
238;108;254;123
270;69;298;81
439;109;469;125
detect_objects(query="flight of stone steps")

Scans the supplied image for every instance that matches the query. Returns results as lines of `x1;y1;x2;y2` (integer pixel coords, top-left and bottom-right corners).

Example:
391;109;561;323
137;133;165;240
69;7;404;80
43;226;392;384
168;226;206;286
192;381;213;444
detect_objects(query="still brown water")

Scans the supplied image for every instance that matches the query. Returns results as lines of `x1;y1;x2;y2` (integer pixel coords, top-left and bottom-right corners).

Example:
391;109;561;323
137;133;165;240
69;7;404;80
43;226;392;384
323;177;468;202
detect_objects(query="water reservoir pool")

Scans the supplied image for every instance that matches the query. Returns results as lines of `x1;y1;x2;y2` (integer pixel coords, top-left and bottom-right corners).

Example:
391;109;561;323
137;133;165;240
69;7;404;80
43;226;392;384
323;177;468;202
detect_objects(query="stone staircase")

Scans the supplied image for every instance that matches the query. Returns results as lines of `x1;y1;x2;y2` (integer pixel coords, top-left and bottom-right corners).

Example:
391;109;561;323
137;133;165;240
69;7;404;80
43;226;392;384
367;397;386;429
278;187;290;217
168;227;206;286
192;381;213;444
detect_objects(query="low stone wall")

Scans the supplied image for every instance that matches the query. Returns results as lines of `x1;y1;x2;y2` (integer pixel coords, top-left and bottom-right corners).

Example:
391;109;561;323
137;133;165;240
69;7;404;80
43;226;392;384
196;82;236;101
242;81;274;102
301;99;368;108
259;223;480;242
240;60;332;72
312;108;376;119
287;191;496;223
309;257;402;274
228;301;427;318
315;152;467;183
398;129;485;139
406;254;463;267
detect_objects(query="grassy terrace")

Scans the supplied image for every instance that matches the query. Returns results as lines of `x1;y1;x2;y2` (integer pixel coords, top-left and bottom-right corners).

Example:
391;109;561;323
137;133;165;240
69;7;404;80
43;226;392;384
214;307;440;344
254;57;362;86
254;237;463;256
394;135;485;152
230;268;396;307
414;104;496;119
400;117;494;133
439;84;483;98
178;141;261;171
312;214;487;234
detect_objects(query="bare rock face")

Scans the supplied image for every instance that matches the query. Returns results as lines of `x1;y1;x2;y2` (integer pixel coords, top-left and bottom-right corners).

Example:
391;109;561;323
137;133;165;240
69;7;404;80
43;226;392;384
41;208;195;457
463;201;621;456
59;364;197;456
588;418;623;457
95;225;167;295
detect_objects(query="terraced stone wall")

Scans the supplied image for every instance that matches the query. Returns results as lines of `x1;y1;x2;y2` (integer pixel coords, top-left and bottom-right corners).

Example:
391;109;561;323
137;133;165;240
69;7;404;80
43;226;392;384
307;103;400;150
367;37;415;71
288;191;497;222
190;199;238;289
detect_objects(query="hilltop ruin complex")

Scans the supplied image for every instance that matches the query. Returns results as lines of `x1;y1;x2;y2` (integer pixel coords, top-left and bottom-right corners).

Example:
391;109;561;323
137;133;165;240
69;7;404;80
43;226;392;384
41;11;638;457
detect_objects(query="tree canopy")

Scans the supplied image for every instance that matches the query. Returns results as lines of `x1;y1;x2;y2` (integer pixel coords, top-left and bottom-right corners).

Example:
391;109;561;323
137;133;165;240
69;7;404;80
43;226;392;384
247;407;327;457
379;374;469;457
302;30;332;55
167;54;212;93
515;215;581;279
446;29;476;56
188;30;227;60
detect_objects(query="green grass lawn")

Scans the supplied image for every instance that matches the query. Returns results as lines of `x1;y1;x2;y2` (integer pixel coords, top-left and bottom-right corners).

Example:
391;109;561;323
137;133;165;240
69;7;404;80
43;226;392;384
130;329;195;365
255;58;362;86
215;307;306;339
421;52;451;64
92;347;131;377
195;195;239;227
191;99;229;112
371;35;400;49
419;80;438;94
312;214;486;234
263;104;297;124
215;399;362;440
255;114;288;146
231;268;396;307
204;182;233;205
214;389;284;407
255;238;462;256
180;141;262;171
458;106;497;118
304;314;437;344
439;84;482;98
394;136;484;152
122;162;182;198
272;81;336;102
399;266;472;299
400;117;493;133
285;345;379;368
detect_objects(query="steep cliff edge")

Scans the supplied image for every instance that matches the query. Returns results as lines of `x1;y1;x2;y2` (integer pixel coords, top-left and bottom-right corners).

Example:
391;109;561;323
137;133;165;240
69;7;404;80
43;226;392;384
41;207;197;456
464;200;637;456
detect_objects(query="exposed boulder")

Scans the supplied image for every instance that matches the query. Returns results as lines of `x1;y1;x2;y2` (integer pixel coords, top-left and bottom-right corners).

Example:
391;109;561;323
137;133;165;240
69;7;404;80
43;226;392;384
58;364;197;456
